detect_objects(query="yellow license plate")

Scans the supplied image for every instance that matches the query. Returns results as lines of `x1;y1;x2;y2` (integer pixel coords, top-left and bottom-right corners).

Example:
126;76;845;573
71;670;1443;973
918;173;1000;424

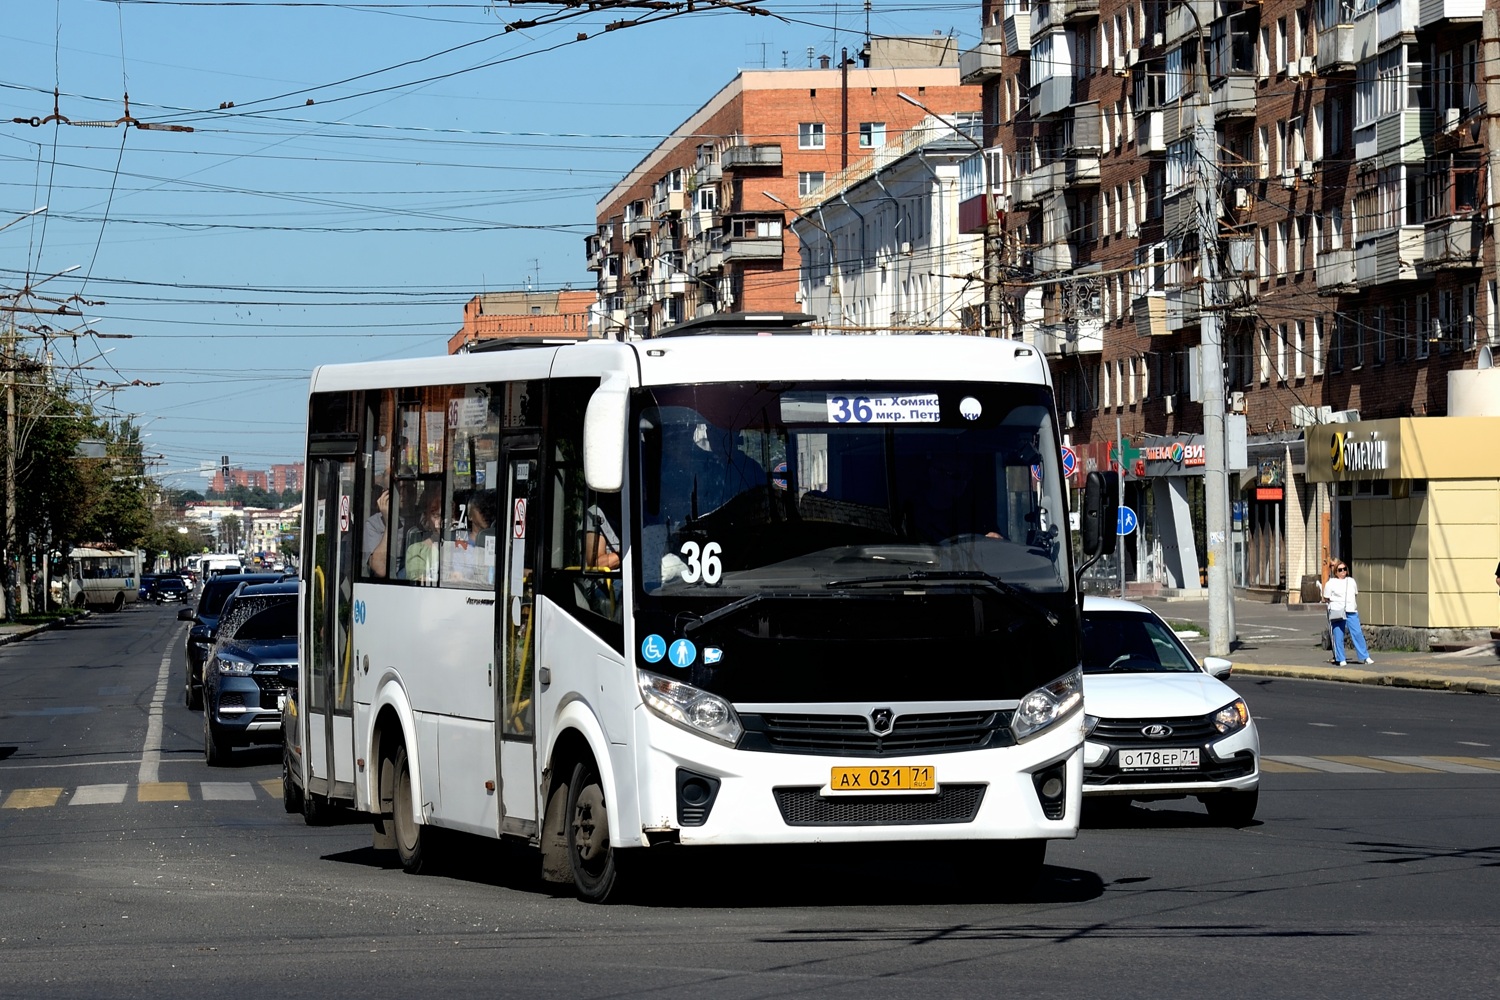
828;765;935;792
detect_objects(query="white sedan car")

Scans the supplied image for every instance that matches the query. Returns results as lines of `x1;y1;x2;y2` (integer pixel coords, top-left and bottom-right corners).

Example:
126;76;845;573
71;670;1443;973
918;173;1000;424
1080;596;1260;825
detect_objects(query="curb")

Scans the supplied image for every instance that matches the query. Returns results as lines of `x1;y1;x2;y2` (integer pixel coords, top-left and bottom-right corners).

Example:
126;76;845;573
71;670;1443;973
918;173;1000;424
1234;663;1500;695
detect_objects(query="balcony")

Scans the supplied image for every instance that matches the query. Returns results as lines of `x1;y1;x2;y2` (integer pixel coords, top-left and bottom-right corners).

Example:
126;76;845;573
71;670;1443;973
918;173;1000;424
1032;74;1073;120
1005;11;1031;52
1061;0;1100;22
1165;285;1200;332
1162;99;1202;143
1354;226;1425;286
1211;74;1256;121
1162;188;1194;237
625;215;652;239
585;235;605;271
694;158;721;186
1315;24;1355;74
1419;0;1483;27
723;236;783;262
1033;1;1098;33
1033;239;1076;274
721;143;783;171
1354;110;1434;165
1164;0;1214;47
653;190;685;216
1133;294;1168;337
1030;160;1068;200
959;25;1005;84
1013;173;1039;208
1421;215;1482;270
1067;155;1101;186
1315;247;1357;293
1377;0;1419;46
1035;319;1103;357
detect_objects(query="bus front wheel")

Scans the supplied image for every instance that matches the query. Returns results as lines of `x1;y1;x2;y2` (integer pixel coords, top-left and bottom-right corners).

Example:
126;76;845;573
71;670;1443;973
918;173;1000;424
392;744;435;874
566;759;626;903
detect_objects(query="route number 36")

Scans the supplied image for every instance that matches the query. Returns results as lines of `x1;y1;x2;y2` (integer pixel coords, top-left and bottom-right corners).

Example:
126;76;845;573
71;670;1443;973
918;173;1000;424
679;541;723;585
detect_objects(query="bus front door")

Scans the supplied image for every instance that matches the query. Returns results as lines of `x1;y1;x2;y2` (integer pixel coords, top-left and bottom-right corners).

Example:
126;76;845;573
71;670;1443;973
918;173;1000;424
305;457;358;806
496;449;539;836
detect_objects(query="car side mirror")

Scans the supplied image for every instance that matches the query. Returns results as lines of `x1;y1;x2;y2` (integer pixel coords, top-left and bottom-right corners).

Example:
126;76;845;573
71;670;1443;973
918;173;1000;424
1203;656;1233;680
177;607;195;622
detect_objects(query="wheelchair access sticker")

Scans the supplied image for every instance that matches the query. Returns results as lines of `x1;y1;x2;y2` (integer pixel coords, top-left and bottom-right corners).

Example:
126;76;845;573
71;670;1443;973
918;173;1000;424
640;634;666;663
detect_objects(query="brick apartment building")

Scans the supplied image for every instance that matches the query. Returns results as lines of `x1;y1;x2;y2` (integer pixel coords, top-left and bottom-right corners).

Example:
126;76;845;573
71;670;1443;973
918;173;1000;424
588;36;980;337
447;289;597;354
966;0;1498;638
212;463;304;494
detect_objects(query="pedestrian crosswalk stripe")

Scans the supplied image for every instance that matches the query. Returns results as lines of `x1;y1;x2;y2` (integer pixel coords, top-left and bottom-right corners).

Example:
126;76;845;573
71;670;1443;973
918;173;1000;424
3;787;63;809
1266;755;1380;773
1259;758;1318;773
258;779;280;797
1375;756;1495;774
201;782;255;801
137;782;190;802
71;784;129;805
1430;756;1500;772
1323;755;1440;773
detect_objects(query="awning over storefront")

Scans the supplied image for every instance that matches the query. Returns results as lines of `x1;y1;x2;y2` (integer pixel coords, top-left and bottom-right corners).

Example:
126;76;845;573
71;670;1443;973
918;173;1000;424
1306;417;1500;482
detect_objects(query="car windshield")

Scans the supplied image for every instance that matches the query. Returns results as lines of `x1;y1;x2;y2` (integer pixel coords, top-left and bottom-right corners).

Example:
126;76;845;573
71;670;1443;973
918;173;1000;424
221;598;297;641
1081;610;1201;674
635;380;1070;602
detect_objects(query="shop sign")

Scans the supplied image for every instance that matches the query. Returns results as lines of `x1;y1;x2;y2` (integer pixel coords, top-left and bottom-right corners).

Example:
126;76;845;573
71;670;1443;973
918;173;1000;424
1330;431;1390;474
1139;435;1209;477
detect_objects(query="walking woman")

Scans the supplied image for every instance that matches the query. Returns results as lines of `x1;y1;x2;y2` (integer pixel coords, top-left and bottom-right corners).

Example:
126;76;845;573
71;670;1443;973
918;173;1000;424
1322;561;1373;666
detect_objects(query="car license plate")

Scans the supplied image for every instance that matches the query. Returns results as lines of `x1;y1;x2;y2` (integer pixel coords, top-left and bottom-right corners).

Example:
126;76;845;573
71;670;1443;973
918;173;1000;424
828;765;935;792
1119;748;1200;770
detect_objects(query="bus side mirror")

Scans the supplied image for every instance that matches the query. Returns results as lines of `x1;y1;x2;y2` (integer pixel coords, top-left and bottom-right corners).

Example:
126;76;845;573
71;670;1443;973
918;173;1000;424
1081;470;1119;557
583;373;630;493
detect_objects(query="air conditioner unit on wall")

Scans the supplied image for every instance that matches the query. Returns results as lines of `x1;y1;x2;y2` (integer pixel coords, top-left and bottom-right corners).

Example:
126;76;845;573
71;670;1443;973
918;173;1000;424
1296;56;1315;78
1230;391;1246;414
1280;171;1298;190
1443;107;1462;131
1300;160;1314;180
1233;187;1251;210
1113;54;1127;76
1126;48;1140;68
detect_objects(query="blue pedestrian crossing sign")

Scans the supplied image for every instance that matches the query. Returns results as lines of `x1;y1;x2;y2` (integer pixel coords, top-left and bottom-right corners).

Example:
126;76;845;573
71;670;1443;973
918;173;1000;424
1117;506;1138;536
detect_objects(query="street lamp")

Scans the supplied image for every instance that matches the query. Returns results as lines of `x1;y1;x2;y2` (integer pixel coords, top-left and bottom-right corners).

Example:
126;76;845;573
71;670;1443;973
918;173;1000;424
897;92;1002;338
762;190;844;329
0;206;47;234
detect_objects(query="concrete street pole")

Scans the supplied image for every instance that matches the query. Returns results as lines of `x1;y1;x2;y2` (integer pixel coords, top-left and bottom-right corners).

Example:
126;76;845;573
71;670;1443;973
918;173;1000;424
1196;99;1232;657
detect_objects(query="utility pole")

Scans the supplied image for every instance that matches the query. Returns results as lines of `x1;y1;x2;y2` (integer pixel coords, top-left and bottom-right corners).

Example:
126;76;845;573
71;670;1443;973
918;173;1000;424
1485;12;1500;267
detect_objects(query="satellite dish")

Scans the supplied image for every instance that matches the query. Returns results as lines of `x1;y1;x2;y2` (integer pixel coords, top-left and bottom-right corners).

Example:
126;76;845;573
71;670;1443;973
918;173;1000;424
1479;345;1493;370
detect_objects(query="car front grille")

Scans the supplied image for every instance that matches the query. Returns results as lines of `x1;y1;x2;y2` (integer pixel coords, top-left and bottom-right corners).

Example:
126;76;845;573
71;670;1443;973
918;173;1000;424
739;710;1014;757
1090;714;1218;747
772;784;986;825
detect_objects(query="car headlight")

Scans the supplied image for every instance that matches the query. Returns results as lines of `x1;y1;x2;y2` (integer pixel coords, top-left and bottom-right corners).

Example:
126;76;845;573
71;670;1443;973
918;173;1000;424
1213;698;1250;734
1013;667;1084;741
214;656;254;677
638;671;742;745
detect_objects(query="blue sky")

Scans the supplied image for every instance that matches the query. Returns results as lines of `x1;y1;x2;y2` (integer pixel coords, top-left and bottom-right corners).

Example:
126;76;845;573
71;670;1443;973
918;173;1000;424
1;1;978;490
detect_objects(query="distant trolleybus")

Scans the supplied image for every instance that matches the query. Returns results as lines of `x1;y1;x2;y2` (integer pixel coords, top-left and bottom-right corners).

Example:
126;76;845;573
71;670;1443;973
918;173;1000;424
285;313;1117;902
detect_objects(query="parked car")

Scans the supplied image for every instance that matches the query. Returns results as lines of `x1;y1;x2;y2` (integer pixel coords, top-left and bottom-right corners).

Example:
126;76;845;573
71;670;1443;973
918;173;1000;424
152;577;189;603
179;572;283;710
1080;596;1260;825
202;581;299;766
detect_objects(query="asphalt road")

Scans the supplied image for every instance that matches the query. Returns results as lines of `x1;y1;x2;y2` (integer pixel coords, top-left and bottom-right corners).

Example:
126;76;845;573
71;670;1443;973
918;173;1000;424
2;606;1498;999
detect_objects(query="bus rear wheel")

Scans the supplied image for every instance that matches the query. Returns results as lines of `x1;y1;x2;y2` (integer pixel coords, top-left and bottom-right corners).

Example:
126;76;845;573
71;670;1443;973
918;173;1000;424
566;759;625;903
112;592;125;612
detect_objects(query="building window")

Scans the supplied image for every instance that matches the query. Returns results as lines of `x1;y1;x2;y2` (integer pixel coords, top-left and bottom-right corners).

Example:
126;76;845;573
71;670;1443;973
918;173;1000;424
798;172;825;197
1374;307;1386;365
859;122;886;148
1294;320;1306;379
799;122;826;149
1312;315;1324;376
1415;294;1430;359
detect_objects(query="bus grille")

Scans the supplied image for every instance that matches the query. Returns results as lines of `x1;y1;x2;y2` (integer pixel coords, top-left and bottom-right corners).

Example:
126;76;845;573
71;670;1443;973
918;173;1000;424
740;711;1013;757
772;785;986;826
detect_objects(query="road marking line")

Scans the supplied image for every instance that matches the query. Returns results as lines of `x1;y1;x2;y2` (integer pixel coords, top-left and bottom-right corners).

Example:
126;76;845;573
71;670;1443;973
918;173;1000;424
1259;758;1318;773
1426;756;1500;773
258;779;280;797
1324;755;1439;773
137;782;190;802
138;644;175;786
3;787;64;809
1375;756;1495;774
201;782;255;801
70;784;128;805
1267;755;1379;773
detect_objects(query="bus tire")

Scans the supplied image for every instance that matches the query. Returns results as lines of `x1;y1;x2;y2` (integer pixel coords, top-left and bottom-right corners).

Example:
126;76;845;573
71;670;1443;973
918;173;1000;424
282;746;304;814
565;758;626;903
392;744;434;874
112;592;125;612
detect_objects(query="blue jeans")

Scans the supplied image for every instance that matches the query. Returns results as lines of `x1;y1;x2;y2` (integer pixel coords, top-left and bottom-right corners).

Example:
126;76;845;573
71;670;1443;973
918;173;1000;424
1331;611;1370;662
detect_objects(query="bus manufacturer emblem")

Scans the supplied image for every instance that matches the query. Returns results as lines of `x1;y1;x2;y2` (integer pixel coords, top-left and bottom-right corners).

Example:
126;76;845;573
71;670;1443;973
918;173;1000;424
870;708;895;736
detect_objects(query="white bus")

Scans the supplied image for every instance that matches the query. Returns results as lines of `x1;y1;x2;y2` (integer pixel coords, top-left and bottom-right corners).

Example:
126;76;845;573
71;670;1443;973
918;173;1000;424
67;546;142;611
285;314;1116;902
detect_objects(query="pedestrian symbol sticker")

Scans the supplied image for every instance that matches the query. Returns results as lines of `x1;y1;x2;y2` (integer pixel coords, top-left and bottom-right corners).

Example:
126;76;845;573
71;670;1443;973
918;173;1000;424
668;639;697;668
640;634;666;663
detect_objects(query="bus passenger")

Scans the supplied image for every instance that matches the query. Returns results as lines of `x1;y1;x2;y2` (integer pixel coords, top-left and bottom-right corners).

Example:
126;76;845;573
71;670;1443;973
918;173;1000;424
402;484;444;586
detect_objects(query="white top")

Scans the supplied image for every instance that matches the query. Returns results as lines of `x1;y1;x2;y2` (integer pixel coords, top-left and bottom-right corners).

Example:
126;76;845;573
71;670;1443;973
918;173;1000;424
1322;575;1359;615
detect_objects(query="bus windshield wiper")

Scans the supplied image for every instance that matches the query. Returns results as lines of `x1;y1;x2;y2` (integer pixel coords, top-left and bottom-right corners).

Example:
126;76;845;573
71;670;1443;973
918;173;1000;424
824;570;1059;627
679;590;847;635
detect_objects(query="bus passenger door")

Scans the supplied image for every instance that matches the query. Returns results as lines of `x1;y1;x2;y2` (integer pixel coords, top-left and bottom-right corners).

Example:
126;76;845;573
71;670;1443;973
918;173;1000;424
496;449;539;835
305;456;358;803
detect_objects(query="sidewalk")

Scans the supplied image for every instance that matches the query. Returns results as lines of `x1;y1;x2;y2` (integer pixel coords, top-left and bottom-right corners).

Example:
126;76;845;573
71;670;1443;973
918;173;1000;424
1137;594;1500;696
0;613;89;646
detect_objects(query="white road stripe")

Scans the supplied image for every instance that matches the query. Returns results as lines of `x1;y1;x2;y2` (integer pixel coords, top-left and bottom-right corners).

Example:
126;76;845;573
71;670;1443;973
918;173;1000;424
1377;756;1494;774
1266;755;1380;773
70;784;128;805
138;645;175;786
200;782;255;801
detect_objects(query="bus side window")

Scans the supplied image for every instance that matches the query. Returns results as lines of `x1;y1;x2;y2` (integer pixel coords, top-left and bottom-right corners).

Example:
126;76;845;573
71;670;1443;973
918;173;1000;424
361;389;395;581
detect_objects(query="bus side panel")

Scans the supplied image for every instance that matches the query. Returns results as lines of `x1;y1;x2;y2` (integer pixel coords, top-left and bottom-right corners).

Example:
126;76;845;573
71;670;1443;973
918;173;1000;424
535;597;639;848
437;716;499;836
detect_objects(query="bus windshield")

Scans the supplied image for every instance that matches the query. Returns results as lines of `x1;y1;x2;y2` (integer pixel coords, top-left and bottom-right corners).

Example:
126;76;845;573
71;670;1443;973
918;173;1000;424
635;381;1070;601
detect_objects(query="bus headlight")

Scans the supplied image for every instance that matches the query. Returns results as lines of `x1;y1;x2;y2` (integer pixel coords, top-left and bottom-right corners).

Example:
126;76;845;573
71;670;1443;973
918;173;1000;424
638;671;743;746
1012;667;1084;741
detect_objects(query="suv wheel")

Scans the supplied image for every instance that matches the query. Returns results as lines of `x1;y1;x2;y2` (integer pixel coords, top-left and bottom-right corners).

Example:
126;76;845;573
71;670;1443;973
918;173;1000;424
203;705;231;766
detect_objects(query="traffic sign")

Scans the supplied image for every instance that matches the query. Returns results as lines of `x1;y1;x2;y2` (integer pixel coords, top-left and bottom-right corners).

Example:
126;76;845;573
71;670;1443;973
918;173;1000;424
1117;505;1138;536
1060;445;1077;478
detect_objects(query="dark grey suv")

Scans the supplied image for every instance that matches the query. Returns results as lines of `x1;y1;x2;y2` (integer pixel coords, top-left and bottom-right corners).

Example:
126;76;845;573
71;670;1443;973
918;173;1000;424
179;573;283;710
203;582;299;766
